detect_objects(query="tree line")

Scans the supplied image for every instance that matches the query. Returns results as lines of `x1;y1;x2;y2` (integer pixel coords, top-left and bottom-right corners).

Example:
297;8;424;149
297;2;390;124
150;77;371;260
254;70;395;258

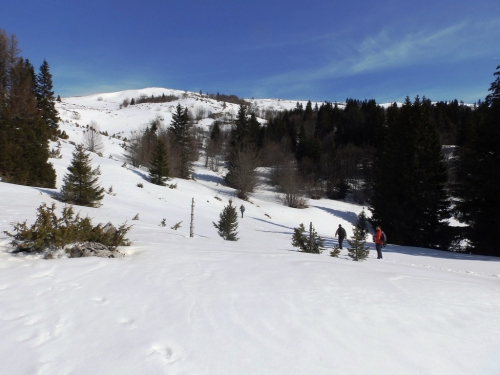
203;68;500;256
0;29;59;188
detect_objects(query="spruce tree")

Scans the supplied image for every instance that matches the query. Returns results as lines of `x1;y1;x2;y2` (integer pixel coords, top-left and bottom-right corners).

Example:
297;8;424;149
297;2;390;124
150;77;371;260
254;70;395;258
0;35;56;188
225;105;259;199
61;144;105;207
169;104;193;179
330;245;341;257
485;64;500;105
291;223;308;251
213;199;239;241
148;140;169;186
226;105;249;186
355;208;369;240
291;222;325;254
347;226;370;261
35;59;59;135
454;64;500;256
370;97;450;249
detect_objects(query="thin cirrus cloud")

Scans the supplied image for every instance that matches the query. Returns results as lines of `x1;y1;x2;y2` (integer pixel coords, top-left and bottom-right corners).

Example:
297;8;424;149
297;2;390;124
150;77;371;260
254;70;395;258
261;19;499;87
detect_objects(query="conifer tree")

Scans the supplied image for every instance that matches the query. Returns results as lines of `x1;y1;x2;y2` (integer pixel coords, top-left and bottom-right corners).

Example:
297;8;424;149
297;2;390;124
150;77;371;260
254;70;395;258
226;105;249;183
347;226;370;261
485;64;500;105
454;64;500;256
291;222;325;254
370;97;450;248
330;245;341;257
148;140;169;186
225;105;259;199
169;104;193;179
0;32;56;188
61;144;105;207
213;199;239;241
35;59;59;135
355;208;369;240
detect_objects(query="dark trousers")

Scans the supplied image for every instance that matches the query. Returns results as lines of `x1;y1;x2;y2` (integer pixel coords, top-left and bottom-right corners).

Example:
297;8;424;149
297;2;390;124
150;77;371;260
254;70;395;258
338;237;344;249
376;243;383;259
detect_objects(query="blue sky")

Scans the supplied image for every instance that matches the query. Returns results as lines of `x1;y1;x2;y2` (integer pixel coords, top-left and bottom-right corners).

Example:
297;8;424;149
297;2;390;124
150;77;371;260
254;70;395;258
1;0;499;103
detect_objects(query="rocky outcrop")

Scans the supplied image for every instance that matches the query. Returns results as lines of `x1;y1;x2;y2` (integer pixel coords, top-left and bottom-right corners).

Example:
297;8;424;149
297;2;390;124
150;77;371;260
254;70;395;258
68;242;124;258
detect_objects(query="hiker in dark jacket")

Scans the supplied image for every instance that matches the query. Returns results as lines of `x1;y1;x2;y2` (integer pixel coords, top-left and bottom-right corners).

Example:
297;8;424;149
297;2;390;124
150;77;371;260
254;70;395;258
335;224;346;249
240;204;245;218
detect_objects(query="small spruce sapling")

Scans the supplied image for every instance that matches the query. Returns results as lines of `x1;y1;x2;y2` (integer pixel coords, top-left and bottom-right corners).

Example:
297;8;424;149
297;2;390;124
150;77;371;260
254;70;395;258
291;222;325;254
148;140;170;186
347;226;370;261
355;208;369;240
213;199;239;241
171;221;182;230
61;144;105;207
330;245;341;257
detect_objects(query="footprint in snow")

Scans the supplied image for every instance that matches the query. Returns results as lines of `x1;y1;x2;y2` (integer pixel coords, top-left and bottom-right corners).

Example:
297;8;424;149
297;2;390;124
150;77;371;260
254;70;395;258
148;346;178;364
119;317;136;329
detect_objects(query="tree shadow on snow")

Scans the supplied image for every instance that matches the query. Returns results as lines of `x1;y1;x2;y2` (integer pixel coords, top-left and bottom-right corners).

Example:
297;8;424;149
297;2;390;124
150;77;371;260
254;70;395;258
311;205;358;224
191;172;225;185
130;168;150;182
251;218;343;249
35;188;63;202
381;244;500;262
252;217;294;231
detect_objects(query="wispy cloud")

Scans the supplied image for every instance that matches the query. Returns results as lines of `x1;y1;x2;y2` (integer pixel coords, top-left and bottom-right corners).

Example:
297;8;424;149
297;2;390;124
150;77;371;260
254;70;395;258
260;18;500;88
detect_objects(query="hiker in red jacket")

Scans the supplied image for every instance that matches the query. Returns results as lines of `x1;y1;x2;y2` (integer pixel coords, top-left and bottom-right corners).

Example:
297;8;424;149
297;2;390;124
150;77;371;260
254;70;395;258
374;226;384;259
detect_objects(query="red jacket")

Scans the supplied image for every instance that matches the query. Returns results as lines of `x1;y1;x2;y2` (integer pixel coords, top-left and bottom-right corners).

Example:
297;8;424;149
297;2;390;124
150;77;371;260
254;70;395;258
374;229;384;244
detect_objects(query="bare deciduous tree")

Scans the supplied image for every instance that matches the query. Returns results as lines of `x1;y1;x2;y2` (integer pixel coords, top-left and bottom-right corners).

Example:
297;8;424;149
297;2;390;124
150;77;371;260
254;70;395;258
225;145;260;200
274;161;308;208
84;121;105;154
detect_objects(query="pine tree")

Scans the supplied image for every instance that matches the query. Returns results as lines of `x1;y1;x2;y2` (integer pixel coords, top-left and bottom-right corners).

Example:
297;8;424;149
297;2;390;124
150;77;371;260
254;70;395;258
168;104;193;179
213;199;239;241
330;245;341;257
370;97;450;249
355;208;369;240
454;64;500;256
61;144;105;207
291;223;308;251
0;33;56;188
148;140;169;186
347;226;370;261
225;105;259;199
35;59;59;135
291;222;325;254
485;64;500;105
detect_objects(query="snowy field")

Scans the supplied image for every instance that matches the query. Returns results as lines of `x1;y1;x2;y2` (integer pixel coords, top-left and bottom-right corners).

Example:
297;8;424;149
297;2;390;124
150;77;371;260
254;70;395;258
1;89;499;375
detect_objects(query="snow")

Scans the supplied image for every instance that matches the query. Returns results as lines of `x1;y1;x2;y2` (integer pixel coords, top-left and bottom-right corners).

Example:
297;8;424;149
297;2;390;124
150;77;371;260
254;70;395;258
1;88;500;375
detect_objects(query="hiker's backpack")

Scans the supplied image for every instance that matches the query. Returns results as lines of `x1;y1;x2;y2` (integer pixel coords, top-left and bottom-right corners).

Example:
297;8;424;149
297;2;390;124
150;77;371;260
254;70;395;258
381;231;387;246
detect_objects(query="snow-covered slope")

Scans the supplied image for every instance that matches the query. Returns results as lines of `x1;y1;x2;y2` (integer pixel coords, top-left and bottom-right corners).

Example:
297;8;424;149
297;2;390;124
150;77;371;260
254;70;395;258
1;88;499;375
